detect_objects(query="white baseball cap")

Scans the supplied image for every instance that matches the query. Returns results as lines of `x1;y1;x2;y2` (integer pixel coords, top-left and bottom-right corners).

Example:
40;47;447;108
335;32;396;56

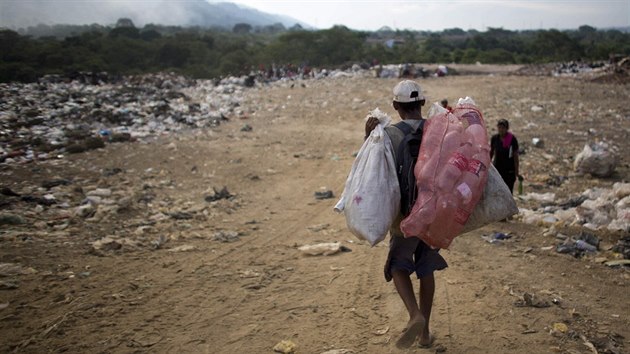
392;80;425;103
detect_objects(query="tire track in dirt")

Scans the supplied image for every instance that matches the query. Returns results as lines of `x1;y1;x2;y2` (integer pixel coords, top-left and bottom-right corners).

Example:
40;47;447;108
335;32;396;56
139;152;363;352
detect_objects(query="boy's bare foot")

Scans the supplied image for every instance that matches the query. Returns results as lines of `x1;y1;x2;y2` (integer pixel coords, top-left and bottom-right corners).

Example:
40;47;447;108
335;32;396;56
396;316;425;349
418;333;435;348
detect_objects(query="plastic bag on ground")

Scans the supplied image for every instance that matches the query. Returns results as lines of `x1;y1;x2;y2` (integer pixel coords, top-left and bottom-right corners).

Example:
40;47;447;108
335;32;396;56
573;142;617;177
334;108;399;246
401;98;491;249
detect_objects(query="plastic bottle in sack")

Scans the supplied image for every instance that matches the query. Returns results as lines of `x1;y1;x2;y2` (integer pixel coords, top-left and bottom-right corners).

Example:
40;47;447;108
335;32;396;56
416;152;440;186
465;124;487;148
455;106;486;144
457;155;488;207
423;193;457;248
437;130;463;166
421;114;449;152
401;190;436;236
460;110;482;127
424;192;462;248
436;151;468;192
414;114;449;186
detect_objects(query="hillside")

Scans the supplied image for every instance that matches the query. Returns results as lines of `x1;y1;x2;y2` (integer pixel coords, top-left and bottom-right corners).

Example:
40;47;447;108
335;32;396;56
0;0;308;30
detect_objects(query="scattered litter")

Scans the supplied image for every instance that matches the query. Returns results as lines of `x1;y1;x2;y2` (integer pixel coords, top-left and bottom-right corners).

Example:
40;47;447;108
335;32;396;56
298;242;351;256
307;223;329;232
517;183;630;231
167;245;196;252
314;190;334;200
604;259;630;267
373;326;390;335
556;231;600;257
238;269;261;278
515;292;551;308
152;235;169;249
86;188;112;197
532;137;544;147
273;340;297;354
481;232;512;244
611;236;630;259
204;186;233;202
574;141;618;177
551;322;568;334
0;263;37;277
212;231;240;243
520;192;555;203
169;211;194;220
91;237;124;251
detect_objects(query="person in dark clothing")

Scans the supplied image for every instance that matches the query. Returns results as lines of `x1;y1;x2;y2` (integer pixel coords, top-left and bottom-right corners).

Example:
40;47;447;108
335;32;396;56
440;99;452;112
490;119;520;193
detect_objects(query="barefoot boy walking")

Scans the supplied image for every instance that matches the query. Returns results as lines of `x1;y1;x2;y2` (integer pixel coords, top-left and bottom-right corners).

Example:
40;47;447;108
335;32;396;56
364;80;448;348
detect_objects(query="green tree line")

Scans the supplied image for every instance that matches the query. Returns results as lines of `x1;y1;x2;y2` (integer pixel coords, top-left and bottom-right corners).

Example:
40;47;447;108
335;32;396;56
1;22;629;82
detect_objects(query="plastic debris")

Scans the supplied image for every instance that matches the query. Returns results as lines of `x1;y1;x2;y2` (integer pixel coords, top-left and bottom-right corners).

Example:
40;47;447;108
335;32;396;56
574;141;618;177
298;242;351;256
273;340;297;354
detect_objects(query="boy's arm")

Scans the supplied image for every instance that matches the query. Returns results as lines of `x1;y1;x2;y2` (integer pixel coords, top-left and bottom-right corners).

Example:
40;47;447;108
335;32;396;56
365;117;379;140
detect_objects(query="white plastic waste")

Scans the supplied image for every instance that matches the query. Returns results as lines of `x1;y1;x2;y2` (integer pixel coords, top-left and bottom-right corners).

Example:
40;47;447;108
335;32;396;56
298;242;344;256
574;142;617;177
334;108;400;246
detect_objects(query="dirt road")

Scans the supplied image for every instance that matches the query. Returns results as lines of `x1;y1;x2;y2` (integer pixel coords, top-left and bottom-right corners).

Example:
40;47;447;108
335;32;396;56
1;74;628;353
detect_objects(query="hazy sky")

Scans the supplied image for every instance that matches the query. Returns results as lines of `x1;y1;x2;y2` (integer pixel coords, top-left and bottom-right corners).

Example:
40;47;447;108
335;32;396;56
230;0;630;31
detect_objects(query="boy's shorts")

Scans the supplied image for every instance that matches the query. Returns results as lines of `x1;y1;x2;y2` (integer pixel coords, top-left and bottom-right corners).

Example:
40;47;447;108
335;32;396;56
384;216;448;282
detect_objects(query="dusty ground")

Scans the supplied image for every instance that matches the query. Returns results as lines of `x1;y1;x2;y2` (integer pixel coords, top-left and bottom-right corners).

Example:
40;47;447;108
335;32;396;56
1;71;629;354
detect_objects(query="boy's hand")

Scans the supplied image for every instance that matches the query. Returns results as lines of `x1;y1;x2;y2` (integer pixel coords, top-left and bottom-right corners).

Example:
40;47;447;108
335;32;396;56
365;116;379;138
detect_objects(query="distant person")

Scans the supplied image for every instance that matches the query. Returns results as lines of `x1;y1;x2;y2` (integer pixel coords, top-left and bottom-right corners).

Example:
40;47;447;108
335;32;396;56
490;119;520;194
364;80;447;349
435;65;447;77
440;99;452;112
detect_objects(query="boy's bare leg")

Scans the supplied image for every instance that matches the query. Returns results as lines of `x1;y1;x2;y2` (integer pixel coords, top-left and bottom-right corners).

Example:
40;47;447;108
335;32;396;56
418;273;435;347
392;270;425;348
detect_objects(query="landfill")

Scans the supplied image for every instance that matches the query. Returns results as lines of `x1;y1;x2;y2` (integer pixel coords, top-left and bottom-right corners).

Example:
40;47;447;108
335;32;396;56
0;73;245;164
0;65;629;354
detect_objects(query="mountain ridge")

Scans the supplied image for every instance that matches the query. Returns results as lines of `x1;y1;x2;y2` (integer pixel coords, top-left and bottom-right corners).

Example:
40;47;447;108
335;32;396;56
0;0;310;30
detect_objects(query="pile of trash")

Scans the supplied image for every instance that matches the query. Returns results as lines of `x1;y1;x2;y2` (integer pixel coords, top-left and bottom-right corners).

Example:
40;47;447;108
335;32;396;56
517;182;630;232
511;63;558;76
590;56;630;84
0;72;249;164
511;58;630;82
552;61;606;76
0;66;383;166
